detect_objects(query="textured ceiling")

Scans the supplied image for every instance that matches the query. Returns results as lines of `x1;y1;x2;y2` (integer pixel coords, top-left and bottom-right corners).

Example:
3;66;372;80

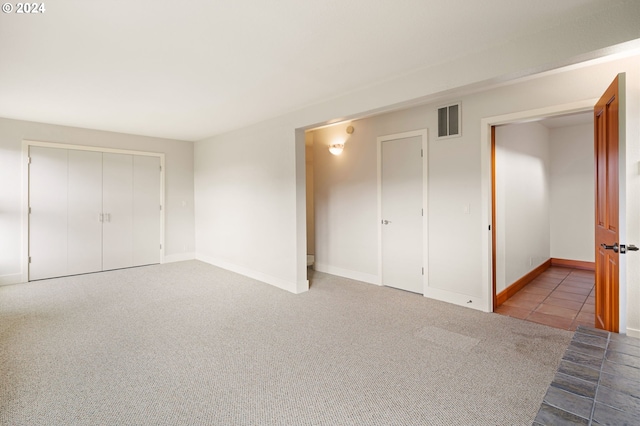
0;0;622;141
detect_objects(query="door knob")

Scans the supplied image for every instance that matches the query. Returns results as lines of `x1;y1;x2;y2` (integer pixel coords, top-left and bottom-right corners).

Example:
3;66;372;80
382;220;392;225
601;242;619;253
628;245;639;251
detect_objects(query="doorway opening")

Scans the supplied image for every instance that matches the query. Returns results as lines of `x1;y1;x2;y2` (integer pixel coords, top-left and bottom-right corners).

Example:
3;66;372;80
491;112;595;330
302;122;428;294
305;131;316;283
480;99;597;313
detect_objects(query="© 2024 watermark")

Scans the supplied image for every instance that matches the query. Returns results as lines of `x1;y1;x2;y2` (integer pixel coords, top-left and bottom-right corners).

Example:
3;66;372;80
2;2;46;13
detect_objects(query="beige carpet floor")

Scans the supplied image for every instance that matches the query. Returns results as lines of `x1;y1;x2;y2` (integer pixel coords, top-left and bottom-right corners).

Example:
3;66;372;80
0;260;572;425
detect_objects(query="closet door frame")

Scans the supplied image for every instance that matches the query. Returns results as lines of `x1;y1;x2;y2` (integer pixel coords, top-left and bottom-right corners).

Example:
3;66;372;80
21;140;165;282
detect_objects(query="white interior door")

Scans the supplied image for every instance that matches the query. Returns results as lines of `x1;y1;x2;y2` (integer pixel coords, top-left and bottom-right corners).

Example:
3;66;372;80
133;155;161;265
67;150;103;275
381;136;424;293
102;153;134;271
29;147;69;280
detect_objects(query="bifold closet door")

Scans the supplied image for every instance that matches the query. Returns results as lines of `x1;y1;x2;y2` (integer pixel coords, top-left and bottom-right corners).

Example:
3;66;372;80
133;155;161;266
29;147;69;280
102;153;134;271
29;148;161;280
67;150;103;275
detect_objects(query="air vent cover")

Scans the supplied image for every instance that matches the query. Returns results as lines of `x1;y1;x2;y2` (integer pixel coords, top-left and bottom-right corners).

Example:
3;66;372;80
437;103;461;138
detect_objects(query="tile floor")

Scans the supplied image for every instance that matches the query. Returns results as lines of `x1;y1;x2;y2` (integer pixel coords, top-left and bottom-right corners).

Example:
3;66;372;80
533;325;640;425
495;266;595;331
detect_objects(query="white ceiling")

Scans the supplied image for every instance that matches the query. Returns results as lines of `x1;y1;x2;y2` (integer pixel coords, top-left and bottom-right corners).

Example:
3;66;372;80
0;0;615;141
539;112;593;129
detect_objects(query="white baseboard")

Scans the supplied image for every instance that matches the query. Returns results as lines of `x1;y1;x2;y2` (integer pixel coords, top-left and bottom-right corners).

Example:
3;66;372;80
423;286;487;312
195;254;306;294
163;252;196;263
626;327;640;339
314;263;380;286
0;273;24;286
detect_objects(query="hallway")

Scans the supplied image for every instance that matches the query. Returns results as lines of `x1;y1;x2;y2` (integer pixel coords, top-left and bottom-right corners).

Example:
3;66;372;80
495;267;595;331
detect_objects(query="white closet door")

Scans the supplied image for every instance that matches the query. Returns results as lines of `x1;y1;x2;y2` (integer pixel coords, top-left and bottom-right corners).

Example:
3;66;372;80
133;156;161;266
29;147;68;280
102;153;134;271
67;150;103;275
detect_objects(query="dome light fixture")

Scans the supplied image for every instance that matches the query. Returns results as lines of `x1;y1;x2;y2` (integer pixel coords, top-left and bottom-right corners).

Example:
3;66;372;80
329;143;344;155
328;125;354;156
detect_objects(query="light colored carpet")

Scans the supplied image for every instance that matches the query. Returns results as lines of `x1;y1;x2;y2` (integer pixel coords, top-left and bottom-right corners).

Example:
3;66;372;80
0;261;572;425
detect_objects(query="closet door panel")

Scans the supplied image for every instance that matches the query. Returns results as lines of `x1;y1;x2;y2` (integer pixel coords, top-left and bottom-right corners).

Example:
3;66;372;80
29;147;68;280
67;150;103;275
133;156;161;266
102;153;133;271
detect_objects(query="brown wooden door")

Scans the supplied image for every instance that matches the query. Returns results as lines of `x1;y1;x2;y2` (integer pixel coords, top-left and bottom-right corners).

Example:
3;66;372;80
594;75;620;332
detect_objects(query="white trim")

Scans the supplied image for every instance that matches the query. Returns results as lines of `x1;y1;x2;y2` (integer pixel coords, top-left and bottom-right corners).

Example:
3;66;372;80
21;140;166;281
163;252;196;263
196;254;307;294
0;274;23;286
423;286;485;312
21;142;29;283
314;263;380;286
626;327;640;339
23;139;163;157
294;129;310;294
480;99;599;313
376;129;428;294
159;155;166;263
617;73;627;334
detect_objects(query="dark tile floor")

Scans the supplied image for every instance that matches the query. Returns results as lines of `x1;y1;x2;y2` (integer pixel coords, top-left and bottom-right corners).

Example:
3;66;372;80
533;326;640;425
495;267;595;331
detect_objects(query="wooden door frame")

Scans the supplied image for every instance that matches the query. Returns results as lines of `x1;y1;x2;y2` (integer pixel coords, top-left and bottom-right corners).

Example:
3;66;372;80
480;100;598;312
491;126;497;309
376;129;428;291
20;140;166;282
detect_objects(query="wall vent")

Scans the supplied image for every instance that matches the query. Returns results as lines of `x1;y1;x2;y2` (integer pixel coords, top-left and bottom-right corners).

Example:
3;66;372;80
437;103;461;138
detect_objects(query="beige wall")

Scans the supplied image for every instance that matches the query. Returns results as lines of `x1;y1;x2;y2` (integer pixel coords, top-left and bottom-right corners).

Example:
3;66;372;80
495;122;551;293
550;122;594;262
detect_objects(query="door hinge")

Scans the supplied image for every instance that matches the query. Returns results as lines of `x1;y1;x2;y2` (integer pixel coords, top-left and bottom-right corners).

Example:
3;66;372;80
27;156;31;164
160;244;162;249
28;256;32;264
488;225;491;231
159;165;162;172
160;205;162;211
422;267;424;275
420;149;423;158
421;208;424;216
28;207;32;214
